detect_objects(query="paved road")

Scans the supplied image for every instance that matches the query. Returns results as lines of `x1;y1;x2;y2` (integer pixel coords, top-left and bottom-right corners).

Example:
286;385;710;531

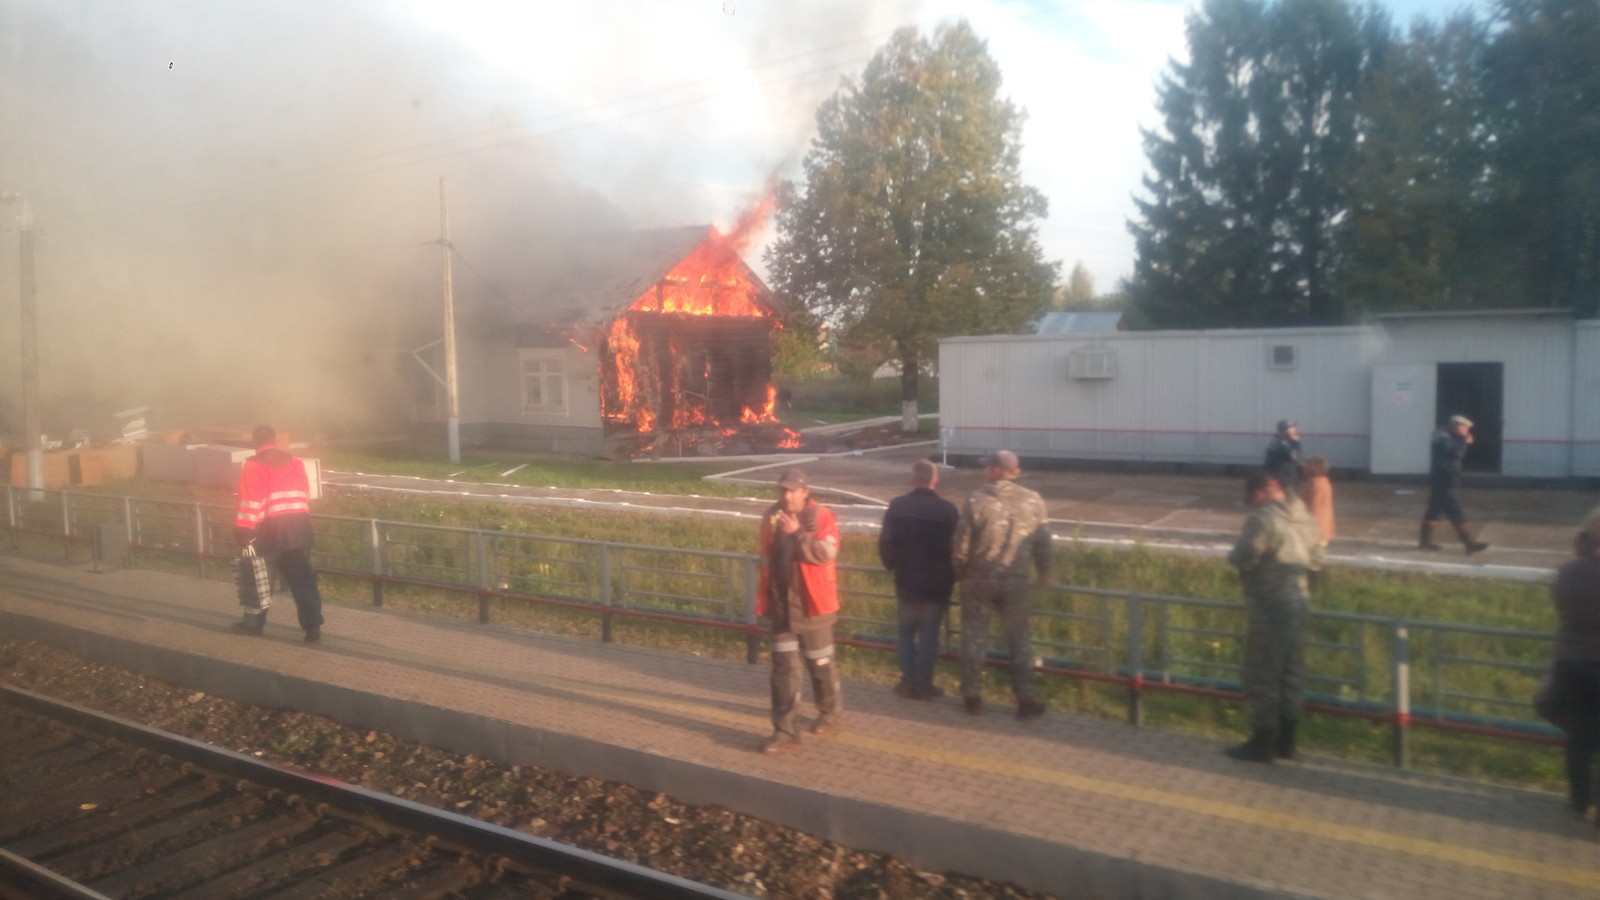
324;443;1599;582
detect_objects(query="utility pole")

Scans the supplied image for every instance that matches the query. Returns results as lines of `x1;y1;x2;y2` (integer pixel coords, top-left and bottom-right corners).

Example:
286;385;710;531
3;193;41;490
439;177;461;464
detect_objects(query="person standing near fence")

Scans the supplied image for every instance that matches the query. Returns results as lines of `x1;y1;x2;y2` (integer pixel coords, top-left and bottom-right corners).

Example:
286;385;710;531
879;459;959;700
233;425;325;642
1302;455;1335;596
1225;472;1323;763
1419;415;1489;554
1549;508;1600;828
953;450;1053;719
756;468;843;754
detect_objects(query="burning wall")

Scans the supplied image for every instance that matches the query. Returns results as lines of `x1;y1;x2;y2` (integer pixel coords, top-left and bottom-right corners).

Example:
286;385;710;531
600;226;794;446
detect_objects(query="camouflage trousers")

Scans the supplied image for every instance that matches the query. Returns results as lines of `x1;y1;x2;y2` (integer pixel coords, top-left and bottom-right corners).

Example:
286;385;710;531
958;577;1036;702
1241;579;1310;731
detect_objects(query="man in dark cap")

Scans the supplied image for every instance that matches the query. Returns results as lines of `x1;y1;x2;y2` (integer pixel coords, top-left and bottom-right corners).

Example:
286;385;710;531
953;450;1053;719
1420;414;1488;554
756;467;843;754
1263;420;1303;493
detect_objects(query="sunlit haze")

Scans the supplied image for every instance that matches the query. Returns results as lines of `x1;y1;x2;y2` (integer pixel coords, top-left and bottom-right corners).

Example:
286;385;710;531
0;0;1488;442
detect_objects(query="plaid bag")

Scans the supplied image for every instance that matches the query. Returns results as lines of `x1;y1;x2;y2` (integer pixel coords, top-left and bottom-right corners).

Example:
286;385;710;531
235;544;272;610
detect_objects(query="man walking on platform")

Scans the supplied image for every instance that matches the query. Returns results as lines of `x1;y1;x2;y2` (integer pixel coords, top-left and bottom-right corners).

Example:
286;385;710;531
953;450;1053;719
1225;472;1323;763
1419;414;1489;554
880;459;959;700
233;425;325;642
757;468;843;754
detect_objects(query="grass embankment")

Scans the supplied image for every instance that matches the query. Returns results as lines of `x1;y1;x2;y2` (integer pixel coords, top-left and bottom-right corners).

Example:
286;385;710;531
53;455;1564;790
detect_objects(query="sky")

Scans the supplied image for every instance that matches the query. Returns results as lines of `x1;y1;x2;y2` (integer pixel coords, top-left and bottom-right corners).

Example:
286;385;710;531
406;0;1490;292
0;0;1489;438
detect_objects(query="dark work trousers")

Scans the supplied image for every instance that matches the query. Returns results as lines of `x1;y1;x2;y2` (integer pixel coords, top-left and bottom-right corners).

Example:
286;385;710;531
958;577;1036;702
1241;586;1310;731
270;547;325;631
1554;659;1600;813
1423;487;1466;526
897;600;946;693
770;623;841;741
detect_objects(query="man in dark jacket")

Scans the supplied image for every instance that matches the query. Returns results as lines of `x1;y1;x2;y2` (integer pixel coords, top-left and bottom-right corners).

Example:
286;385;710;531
233;425;325;641
1419;415;1488;554
879;460;959;700
1263;420;1303;492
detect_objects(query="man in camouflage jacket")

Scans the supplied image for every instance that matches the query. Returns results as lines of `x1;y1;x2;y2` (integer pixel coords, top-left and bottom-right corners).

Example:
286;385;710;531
1225;472;1325;763
952;450;1053;719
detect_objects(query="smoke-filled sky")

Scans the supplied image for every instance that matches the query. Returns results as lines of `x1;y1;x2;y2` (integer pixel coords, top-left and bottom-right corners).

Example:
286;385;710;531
0;0;1485;442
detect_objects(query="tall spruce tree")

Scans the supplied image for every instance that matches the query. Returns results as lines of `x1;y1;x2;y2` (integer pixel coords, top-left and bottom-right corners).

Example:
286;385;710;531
767;21;1057;430
1481;0;1600;316
1340;15;1510;311
1127;0;1387;328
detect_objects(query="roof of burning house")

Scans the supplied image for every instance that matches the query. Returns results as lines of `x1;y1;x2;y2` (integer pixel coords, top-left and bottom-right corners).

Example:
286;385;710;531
495;225;772;334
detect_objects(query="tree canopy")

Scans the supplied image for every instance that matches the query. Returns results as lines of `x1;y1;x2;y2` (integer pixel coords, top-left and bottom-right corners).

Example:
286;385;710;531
1127;0;1600;326
766;21;1057;428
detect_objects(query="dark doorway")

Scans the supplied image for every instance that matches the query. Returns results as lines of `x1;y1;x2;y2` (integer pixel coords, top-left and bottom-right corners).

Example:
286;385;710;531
1436;362;1503;473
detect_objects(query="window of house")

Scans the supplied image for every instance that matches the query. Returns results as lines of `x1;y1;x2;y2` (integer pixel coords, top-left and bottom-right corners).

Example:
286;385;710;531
1268;344;1297;370
521;353;567;415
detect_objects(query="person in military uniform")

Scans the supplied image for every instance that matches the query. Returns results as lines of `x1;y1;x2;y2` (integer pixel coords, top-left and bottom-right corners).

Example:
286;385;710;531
1419;414;1488;554
953;450;1053;719
1262;419;1304;493
1225;472;1324;763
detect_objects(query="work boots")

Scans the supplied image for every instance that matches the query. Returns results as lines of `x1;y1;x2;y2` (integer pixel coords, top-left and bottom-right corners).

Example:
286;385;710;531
231;611;266;636
1225;729;1277;763
1418;522;1442;551
1455;523;1489;555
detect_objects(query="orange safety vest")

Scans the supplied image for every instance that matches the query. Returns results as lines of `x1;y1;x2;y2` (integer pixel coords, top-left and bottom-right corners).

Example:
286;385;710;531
234;446;312;529
757;500;840;618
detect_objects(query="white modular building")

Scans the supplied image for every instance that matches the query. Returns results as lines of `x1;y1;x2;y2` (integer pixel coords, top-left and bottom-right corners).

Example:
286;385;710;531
939;309;1600;478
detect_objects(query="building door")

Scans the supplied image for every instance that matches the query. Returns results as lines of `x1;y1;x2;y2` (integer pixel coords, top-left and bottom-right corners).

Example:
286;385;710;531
1436;362;1503;473
1370;363;1436;474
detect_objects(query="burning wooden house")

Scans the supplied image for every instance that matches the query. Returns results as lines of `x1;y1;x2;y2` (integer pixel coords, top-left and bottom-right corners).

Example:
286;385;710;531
411;224;795;456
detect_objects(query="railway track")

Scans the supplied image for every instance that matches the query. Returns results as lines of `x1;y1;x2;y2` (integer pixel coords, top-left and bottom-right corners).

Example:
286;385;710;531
0;685;746;900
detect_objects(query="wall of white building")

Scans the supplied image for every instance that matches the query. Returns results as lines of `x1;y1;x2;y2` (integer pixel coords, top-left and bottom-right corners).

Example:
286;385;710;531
940;311;1590;478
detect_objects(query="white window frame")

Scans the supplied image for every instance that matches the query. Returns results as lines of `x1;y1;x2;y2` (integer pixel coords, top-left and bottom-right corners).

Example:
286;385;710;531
520;351;568;415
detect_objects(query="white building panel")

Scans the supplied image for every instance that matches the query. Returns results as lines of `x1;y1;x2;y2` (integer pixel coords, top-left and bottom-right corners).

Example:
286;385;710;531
1576;322;1600;478
942;311;1587;477
941;327;1377;468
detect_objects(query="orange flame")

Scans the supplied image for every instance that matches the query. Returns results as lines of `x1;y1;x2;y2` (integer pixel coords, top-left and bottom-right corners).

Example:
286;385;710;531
604;185;787;437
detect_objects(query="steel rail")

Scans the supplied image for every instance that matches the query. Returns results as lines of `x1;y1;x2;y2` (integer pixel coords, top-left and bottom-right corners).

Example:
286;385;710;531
0;685;749;900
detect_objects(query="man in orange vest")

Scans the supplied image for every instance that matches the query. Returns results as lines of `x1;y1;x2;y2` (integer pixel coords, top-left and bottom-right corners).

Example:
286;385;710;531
757;468;842;754
233;425;324;641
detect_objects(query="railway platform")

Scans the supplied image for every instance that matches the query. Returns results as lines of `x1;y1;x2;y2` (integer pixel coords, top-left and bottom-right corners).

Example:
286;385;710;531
2;551;1597;900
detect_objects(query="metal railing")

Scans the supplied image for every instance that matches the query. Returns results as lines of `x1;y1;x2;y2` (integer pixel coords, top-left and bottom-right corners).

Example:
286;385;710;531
4;484;1563;768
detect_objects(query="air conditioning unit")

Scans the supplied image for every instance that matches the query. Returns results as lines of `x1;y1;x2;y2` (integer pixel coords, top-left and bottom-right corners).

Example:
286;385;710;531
1067;348;1116;380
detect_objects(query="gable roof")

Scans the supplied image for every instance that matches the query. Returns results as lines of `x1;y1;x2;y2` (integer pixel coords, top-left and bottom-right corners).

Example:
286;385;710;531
497;225;727;328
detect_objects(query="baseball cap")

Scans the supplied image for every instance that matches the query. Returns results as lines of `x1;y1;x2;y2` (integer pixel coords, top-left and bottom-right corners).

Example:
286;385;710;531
776;468;808;489
1449;415;1473;427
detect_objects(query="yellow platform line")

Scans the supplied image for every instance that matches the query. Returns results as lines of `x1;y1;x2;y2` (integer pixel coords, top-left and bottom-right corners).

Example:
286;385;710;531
378;644;1600;894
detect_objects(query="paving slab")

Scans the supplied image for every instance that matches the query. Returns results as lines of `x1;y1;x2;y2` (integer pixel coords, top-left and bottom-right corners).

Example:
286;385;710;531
2;552;1598;899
